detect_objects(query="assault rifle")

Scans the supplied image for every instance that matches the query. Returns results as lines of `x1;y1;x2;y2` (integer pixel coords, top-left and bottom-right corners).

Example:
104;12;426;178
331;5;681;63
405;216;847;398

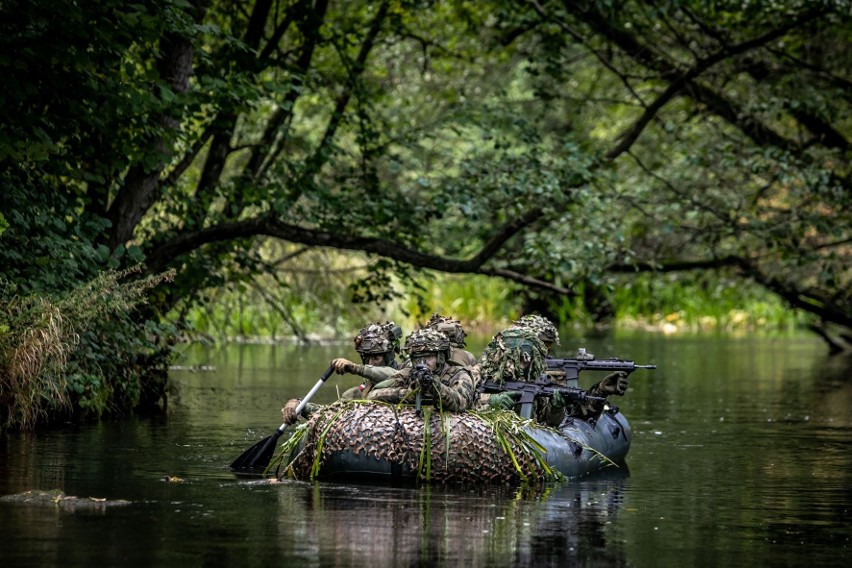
546;348;656;387
410;363;432;416
478;379;606;420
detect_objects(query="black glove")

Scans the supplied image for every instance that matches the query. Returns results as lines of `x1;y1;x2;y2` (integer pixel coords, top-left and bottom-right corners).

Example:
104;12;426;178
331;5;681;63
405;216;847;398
599;371;629;396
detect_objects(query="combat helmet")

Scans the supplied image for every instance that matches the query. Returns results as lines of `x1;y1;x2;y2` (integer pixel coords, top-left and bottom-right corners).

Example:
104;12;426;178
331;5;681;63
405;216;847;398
404;328;451;373
512;314;560;348
354;321;403;367
478;327;548;383
425;313;467;348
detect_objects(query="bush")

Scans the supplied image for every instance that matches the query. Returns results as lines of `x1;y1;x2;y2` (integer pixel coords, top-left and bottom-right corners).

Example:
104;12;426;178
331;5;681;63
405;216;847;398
0;267;174;430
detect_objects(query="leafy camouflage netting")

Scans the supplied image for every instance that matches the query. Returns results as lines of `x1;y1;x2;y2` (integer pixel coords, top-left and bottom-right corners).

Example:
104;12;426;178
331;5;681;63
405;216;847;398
512;314;560;346
478;327;549;383
271;401;563;484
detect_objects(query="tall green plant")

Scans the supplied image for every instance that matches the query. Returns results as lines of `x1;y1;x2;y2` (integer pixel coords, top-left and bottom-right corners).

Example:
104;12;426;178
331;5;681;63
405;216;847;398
0;267;174;430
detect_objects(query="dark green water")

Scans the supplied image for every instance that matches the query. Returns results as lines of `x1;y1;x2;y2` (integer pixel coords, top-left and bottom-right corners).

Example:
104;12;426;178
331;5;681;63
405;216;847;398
2;332;850;567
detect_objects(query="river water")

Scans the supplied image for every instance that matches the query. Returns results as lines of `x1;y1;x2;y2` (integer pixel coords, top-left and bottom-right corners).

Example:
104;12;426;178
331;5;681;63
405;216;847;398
1;332;850;566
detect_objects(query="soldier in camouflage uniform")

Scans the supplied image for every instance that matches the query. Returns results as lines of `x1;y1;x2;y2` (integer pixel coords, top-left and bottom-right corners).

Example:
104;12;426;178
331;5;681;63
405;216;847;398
485;316;630;424
511;313;630;419
282;321;403;425
424;313;477;367
476;327;566;427
511;314;560;354
366;328;476;413
334;321;404;400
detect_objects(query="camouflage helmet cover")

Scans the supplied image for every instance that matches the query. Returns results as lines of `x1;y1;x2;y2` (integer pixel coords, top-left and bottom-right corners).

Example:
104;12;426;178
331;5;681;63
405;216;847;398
404;328;450;355
425;313;467;348
512;314;560;346
478;327;548;383
354;321;403;354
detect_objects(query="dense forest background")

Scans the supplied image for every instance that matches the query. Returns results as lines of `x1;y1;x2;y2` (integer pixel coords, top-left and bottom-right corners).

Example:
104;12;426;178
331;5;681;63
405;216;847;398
1;0;849;429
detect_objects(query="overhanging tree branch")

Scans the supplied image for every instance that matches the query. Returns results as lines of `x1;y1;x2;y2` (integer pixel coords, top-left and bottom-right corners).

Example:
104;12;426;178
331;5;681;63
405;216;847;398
145;204;544;278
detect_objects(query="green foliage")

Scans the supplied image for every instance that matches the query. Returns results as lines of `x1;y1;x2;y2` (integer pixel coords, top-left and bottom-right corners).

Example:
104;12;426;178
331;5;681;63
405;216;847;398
612;272;805;332
395;273;522;331
0;268;175;430
0;173;111;294
1;0;849;374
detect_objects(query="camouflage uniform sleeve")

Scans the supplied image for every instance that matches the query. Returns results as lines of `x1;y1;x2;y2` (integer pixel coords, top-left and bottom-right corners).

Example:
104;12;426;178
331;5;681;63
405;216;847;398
365;369;414;404
433;367;476;413
339;385;364;401
302;402;320;420
352;364;397;384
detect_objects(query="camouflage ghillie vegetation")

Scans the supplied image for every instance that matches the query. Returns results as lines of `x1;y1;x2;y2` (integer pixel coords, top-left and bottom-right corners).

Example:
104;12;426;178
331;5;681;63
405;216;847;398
273;401;561;483
512;314;560;346
478;327;549;383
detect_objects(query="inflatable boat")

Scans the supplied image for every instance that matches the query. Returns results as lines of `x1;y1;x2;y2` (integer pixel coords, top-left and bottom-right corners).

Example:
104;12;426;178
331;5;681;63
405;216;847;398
268;400;631;483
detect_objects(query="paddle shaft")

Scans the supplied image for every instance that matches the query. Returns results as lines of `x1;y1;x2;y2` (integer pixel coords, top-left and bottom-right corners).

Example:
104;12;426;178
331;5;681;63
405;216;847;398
295;366;334;415
229;365;335;472
269;365;334;432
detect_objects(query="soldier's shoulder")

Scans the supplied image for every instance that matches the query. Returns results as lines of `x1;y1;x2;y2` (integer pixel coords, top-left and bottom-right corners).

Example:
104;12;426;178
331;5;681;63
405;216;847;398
443;364;473;380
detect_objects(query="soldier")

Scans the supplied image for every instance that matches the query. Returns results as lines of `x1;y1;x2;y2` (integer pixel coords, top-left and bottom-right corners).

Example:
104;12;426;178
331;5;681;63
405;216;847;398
281;321;403;425
479;325;630;425
511;314;560;354
476;327;567;426
424;313;477;367
333;321;404;400
511;314;630;419
512;313;563;384
366;328;476;413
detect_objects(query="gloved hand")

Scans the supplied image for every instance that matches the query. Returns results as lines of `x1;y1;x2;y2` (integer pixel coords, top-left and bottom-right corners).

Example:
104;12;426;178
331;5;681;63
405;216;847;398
599;371;629;396
332;357;356;375
281;398;302;425
410;363;434;391
488;391;521;411
551;389;565;409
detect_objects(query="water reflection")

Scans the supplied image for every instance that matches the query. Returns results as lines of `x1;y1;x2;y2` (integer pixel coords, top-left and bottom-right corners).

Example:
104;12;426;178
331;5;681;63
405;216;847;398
271;470;629;566
3;333;851;567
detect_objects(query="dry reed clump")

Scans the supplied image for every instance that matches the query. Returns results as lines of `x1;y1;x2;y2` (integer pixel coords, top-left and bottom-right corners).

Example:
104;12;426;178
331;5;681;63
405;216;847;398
0;267;174;431
0;297;77;430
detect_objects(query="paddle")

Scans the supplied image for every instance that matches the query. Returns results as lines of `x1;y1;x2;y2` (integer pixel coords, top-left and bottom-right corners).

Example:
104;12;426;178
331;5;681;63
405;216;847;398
230;365;334;473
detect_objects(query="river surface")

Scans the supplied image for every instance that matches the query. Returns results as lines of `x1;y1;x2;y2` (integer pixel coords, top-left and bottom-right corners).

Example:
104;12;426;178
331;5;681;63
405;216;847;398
2;331;850;567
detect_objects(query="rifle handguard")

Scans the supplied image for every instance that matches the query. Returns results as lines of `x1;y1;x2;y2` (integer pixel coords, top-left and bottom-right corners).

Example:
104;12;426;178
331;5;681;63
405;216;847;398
411;363;434;390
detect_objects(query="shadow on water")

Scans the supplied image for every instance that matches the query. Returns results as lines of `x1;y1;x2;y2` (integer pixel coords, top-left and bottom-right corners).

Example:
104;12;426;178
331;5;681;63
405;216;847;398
1;333;851;566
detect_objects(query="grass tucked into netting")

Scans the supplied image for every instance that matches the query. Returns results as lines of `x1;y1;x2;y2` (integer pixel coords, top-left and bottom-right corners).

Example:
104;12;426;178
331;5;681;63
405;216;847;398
265;399;615;483
468;409;565;483
266;421;310;477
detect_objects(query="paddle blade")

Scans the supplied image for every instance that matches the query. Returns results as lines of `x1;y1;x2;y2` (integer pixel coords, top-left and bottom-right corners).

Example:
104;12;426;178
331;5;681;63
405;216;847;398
230;429;284;473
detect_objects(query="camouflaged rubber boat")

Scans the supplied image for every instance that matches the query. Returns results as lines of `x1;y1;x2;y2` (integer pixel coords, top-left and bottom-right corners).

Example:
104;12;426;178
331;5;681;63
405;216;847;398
270;401;631;483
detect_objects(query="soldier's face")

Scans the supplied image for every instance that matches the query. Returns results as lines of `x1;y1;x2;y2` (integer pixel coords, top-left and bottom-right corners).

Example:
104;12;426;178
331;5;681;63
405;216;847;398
413;354;438;371
363;353;385;366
